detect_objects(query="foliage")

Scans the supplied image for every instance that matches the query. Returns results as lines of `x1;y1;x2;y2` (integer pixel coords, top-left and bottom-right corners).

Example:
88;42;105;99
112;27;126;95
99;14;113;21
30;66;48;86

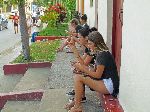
11;40;60;63
40;10;59;27
36;0;51;7
40;3;66;27
62;0;76;21
36;0;76;21
38;23;68;36
0;0;26;5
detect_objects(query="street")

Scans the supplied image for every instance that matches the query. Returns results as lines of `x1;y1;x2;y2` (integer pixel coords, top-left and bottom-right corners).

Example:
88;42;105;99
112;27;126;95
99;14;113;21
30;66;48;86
0;20;22;52
0;20;22;76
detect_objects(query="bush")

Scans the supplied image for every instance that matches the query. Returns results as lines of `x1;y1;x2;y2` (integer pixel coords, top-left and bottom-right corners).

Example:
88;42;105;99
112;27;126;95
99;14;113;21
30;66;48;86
38;23;68;36
40;3;66;27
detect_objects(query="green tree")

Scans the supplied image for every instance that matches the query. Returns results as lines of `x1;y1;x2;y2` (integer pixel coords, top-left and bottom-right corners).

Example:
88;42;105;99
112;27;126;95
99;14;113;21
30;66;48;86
0;0;30;60
62;0;76;20
35;0;76;21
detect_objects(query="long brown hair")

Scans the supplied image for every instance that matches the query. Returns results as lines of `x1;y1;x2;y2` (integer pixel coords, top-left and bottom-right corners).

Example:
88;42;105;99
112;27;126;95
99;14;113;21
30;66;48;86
88;31;109;52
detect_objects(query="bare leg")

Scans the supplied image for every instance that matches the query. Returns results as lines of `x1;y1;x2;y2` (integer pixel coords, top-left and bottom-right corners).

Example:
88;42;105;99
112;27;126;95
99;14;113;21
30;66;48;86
57;37;71;52
28;27;31;35
70;74;109;111
16;25;18;33
69;36;79;45
14;26;16;34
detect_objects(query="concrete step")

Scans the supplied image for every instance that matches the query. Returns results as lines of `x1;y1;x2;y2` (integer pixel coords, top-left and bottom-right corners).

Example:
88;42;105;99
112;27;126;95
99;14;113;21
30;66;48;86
38;89;68;112
13;67;50;91
0;74;23;93
1;89;68;112
1;83;103;112
1;67;51;112
1;101;41;112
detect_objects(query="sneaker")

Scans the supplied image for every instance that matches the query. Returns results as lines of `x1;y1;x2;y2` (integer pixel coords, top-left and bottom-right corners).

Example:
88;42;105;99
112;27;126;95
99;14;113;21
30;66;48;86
66;49;73;53
66;90;75;96
69;97;86;103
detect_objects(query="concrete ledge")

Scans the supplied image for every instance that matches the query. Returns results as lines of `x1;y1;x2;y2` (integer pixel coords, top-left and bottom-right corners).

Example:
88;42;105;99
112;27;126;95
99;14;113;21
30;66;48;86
3;64;28;75
101;94;124;112
0;90;44;109
28;62;52;68
3;62;52;75
35;36;68;41
0;100;7;110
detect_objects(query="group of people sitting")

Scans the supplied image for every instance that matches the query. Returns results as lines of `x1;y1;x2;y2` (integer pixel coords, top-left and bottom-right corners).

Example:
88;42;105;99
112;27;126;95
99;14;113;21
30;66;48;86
57;14;120;112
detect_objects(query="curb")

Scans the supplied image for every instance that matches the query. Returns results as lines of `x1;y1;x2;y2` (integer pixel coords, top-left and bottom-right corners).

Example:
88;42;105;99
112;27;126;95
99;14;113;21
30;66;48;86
3;62;52;75
101;94;124;112
0;89;44;110
35;36;68;41
3;64;28;75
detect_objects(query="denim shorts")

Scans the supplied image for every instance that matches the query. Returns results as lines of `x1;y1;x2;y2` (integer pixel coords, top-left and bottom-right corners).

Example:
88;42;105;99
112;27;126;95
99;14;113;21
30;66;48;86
103;78;114;94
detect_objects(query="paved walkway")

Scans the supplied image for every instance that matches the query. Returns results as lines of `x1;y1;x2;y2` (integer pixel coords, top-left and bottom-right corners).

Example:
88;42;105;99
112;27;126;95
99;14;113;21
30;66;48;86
0;35;22;93
45;47;103;112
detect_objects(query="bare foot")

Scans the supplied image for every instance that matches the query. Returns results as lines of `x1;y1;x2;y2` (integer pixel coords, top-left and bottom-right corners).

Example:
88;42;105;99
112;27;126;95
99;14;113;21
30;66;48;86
69;105;83;112
64;101;75;110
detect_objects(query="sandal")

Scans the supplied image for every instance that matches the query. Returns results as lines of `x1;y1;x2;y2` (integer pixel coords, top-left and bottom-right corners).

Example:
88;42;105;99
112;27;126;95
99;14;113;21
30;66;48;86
64;101;75;110
68;105;83;112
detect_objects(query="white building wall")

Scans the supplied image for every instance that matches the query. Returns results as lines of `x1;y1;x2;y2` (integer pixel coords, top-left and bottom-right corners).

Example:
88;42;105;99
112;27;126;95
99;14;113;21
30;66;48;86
98;0;107;42
119;0;150;112
84;0;112;50
84;0;95;28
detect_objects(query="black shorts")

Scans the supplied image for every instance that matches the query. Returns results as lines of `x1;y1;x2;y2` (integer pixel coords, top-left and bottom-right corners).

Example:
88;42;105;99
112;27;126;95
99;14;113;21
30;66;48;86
14;23;18;26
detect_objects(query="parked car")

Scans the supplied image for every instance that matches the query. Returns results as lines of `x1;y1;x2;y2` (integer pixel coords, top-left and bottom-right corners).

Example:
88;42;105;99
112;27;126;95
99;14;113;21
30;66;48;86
0;14;8;31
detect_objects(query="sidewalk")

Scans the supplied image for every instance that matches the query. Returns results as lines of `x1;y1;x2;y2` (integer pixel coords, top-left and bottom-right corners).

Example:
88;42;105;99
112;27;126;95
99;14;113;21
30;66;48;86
45;48;103;112
0;39;22;93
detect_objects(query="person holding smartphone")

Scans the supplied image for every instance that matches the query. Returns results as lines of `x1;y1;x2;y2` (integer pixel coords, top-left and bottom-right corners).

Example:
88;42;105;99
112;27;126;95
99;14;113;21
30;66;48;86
57;18;82;52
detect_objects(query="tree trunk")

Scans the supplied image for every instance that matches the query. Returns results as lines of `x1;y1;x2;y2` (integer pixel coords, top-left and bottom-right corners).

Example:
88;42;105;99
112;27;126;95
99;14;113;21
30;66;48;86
18;1;30;60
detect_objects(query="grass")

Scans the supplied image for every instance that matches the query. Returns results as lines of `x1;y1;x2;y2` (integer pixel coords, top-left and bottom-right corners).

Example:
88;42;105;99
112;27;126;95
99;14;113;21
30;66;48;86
11;40;60;63
38;23;68;36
